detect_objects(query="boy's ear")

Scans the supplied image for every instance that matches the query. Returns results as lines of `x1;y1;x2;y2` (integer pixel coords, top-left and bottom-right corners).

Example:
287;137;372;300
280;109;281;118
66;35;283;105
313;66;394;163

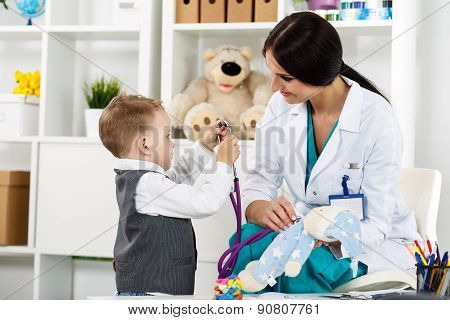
137;136;151;155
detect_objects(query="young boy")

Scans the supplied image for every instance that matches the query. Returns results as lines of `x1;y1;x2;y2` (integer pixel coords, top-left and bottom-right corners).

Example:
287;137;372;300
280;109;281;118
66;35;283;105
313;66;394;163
99;95;240;296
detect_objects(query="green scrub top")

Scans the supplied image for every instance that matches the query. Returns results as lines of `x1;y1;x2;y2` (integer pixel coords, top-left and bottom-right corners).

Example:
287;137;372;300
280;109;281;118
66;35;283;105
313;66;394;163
305;101;339;188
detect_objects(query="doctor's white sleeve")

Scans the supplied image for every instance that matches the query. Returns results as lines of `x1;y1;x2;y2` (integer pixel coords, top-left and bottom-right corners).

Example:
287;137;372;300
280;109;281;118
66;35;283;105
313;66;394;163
359;115;403;253
165;140;214;185
135;162;234;219
241;98;284;218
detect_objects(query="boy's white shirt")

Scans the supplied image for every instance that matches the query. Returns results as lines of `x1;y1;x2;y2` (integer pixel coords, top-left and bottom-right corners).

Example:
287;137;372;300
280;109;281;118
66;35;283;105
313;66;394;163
114;140;234;219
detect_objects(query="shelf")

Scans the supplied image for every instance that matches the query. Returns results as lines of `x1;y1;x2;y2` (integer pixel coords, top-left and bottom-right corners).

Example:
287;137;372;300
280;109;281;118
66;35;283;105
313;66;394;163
0;136;38;143
173;22;276;37
0;25;42;40
0;246;35;256
38;136;102;144
44;25;140;41
0;25;141;41
330;19;392;28
0;136;101;145
2;136;98;144
36;248;113;259
173;20;392;37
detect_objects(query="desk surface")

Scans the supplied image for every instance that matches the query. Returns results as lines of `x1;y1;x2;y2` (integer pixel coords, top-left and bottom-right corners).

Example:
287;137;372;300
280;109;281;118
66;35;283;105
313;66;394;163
88;289;429;300
87;293;343;300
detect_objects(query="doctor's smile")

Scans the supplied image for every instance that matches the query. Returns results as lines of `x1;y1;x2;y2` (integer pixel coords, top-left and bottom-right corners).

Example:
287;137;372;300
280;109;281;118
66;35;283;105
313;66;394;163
280;91;293;97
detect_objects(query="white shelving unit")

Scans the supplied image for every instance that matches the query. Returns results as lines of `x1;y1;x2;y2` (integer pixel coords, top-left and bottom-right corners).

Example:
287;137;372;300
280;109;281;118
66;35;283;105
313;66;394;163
0;0;162;300
0;0;409;300
161;1;394;106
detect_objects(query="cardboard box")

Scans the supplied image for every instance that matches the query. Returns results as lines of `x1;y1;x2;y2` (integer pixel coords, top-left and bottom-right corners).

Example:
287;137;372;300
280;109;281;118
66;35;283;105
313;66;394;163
176;0;200;23
0;171;30;246
254;0;278;22
227;0;253;22
200;0;226;23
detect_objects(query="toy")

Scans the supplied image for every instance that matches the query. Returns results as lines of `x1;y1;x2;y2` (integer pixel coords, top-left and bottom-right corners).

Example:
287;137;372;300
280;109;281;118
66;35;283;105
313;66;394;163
14;0;46;25
168;45;271;140
238;206;363;292
212;275;244;300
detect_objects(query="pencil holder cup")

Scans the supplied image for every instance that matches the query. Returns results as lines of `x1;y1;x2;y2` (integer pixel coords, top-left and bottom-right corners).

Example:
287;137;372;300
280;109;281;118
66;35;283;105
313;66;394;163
416;264;450;298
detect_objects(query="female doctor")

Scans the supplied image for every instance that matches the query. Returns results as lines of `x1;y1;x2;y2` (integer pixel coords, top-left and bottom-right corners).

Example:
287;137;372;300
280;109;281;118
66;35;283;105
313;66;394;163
242;12;420;273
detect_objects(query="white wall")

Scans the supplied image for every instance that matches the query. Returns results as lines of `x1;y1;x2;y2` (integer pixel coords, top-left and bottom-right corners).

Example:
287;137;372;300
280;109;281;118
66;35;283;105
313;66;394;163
412;0;450;249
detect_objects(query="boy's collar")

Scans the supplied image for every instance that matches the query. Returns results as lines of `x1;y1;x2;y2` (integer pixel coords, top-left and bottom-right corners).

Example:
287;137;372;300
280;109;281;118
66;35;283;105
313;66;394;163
114;158;166;174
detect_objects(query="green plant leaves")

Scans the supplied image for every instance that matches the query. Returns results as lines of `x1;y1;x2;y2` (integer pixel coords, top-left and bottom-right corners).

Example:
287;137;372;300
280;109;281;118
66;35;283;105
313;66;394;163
83;76;121;109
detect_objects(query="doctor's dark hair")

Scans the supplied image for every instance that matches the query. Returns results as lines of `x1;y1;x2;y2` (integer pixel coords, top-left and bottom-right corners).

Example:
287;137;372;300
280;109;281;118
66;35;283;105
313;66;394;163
263;12;389;102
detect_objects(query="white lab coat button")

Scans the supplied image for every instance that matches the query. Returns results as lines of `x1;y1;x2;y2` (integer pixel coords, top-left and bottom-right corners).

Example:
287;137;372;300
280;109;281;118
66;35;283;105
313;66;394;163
313;191;317;196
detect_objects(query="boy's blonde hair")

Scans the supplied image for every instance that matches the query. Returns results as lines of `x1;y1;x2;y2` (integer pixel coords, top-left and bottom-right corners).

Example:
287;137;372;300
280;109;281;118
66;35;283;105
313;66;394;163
99;95;164;158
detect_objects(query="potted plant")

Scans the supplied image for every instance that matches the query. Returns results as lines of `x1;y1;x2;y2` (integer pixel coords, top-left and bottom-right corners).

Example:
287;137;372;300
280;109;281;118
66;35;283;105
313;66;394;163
292;0;339;11
83;76;121;138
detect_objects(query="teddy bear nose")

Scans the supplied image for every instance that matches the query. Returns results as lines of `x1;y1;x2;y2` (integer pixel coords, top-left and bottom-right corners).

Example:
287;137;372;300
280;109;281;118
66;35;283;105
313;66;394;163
221;62;241;76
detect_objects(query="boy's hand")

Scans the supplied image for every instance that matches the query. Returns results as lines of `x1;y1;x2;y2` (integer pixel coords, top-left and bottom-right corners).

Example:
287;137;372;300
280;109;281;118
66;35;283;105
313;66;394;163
217;135;240;166
200;120;230;151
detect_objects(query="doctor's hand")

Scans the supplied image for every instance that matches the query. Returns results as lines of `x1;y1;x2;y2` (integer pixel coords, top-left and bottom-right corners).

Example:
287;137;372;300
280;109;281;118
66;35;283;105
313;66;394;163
246;196;297;233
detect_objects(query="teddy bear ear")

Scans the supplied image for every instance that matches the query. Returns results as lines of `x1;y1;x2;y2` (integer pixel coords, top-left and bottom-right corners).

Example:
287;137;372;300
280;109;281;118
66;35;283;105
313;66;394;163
240;47;253;61
203;49;216;61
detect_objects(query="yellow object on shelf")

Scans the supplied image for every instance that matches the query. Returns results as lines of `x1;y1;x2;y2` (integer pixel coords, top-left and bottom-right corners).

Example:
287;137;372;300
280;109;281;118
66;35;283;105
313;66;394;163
12;70;41;98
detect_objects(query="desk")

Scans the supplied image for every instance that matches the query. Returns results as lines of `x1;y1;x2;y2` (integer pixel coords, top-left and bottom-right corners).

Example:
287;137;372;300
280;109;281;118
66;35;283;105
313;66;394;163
88;293;344;300
88;289;439;300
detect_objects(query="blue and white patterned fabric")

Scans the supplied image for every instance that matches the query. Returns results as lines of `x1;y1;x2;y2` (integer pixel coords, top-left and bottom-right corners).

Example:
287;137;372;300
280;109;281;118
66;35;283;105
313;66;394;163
244;207;362;290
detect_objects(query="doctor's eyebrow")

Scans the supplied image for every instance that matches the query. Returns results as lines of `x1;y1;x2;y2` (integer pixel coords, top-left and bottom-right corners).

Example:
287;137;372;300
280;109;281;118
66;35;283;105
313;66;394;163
277;74;295;81
276;73;294;78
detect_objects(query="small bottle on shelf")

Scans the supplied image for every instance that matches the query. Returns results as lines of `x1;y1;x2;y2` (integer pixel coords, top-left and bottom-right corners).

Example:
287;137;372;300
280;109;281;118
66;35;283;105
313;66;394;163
326;9;340;21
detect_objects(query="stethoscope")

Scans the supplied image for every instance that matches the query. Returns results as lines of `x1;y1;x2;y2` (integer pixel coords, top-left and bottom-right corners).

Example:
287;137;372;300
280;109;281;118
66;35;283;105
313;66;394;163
216;120;314;279
217;120;237;179
217;120;273;278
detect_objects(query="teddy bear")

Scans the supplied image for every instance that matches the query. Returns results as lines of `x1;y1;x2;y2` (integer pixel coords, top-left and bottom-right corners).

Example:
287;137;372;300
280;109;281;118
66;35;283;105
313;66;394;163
238;206;363;292
168;45;272;140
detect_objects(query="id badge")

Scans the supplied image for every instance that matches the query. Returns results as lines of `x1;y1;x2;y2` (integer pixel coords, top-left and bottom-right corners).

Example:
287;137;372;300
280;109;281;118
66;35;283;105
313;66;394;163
329;175;365;221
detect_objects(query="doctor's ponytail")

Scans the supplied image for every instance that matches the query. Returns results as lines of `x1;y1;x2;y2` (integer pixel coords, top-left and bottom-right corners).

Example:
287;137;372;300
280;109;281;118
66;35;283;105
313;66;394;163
263;12;389;103
340;62;389;102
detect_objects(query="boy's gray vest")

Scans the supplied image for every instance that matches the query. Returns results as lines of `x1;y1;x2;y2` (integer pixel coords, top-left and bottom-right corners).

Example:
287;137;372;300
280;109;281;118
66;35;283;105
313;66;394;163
113;170;197;294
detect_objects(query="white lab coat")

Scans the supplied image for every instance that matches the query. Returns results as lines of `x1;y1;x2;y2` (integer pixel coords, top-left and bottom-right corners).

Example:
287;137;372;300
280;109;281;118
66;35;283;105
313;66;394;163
242;76;421;273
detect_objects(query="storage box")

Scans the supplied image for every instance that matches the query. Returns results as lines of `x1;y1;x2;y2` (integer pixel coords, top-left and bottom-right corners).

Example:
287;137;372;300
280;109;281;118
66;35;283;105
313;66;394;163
200;0;226;23
254;0;278;22
0;171;30;246
112;0;140;27
0;94;39;136
227;0;253;23
176;0;200;23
